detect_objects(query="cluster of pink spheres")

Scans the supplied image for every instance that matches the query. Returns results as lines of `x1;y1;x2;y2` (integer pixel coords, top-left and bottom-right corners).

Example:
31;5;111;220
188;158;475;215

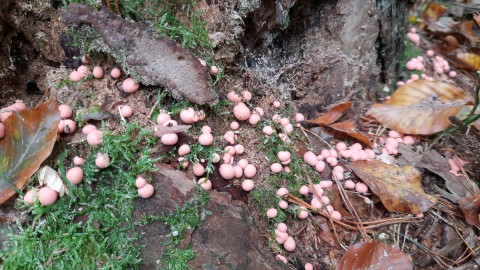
378;131;416;155
398;28;457;87
0;102;27;139
68;57;140;94
407;27;420;46
448;156;468;176
57;104;76;138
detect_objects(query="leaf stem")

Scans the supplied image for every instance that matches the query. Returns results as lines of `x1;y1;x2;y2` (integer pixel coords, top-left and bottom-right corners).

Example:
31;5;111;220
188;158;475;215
0;171;23;196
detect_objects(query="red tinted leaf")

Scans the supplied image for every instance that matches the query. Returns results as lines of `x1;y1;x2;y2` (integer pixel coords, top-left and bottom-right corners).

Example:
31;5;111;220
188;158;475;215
327;121;372;147
458;195;480;225
306;101;351;125
0;99;60;204
338;241;413;270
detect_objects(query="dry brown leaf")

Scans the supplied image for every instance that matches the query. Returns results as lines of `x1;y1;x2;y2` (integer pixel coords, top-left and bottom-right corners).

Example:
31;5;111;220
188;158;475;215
457;52;480;70
349;160;438;214
422;3;447;25
0;99;60;204
367;80;473;135
440;35;459;51
325;120;372;147
338;241;413;270
38;166;68;197
428;17;459;33
458;195;480;225
397;146;480;199
306;101;351;125
461;20;480;42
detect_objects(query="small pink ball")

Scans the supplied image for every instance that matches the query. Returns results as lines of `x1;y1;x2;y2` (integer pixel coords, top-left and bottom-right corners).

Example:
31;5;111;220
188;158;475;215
63;119;76;134
242;179;255;191
59;104;73;118
227;92;242;103
344;180;356;189
298;208;309;219
138;184;155;198
219;164;235;180
198;133;214;146
156;113;171;125
110;68;122;78
95;153;110;169
230;121;239;130
93;66;104;79
299;185;309;195
82;124;97;135
87;130;103;146
178;144;191;156
278;200;288;209
38;187;58;206
237;159;249;169
244;164;257;178
273;101;281;108
210;65;219;75
77;65;90;77
66;167;84;185
330;211;342;221
294;113;305;122
73;156;86;166
276;187;289;197
248;113;261;125
120;105;133;118
355;182;369;193
161;133;178;145
122;77;140;93
242;91;252;101
136;177;147;188
234;144;244;154
193;163;205;176
263;126;273;136
271;163;283;173
233;103;251;121
267;208;278;218
24;189;36;204
69;70;82;82
198;178;212;191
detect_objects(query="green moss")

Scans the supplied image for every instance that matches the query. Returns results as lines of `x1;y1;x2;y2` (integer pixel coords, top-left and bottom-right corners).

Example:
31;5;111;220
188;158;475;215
0;122;159;269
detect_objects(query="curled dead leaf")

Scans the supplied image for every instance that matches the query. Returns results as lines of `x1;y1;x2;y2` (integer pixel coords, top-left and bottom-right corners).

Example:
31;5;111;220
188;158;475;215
306;101;351;125
422;3;447;25
367;80;473;135
0;99;60;204
457;52;480;70
349;160;438;214
39;166;68;197
338;241;413;270
441;35;459;51
458;195;480;225
461;20;480;43
326;121;372;147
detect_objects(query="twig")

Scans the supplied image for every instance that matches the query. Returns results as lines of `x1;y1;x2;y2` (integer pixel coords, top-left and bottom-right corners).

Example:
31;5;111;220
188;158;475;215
332;173;370;241
147;98;160;119
300;125;334;150
113;0;120;14
399;233;454;269
104;0;111;11
448;215;477;258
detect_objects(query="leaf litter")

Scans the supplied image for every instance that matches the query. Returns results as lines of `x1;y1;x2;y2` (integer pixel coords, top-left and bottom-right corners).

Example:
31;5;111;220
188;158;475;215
0;99;60;204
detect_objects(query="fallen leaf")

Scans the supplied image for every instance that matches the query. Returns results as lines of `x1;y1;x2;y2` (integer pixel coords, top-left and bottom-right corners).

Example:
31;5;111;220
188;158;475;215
326;121;372;147
458;195;480;225
38;166;68;197
457;52;480;70
367;80;474;135
338;241;413;270
461;21;480;43
76;107;115;121
422;3;447;25
0;99;60;204
428;17;459;33
306;101;351;125
440;35;459;52
349;160;438;214
397;146;480;199
153;125;191;137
